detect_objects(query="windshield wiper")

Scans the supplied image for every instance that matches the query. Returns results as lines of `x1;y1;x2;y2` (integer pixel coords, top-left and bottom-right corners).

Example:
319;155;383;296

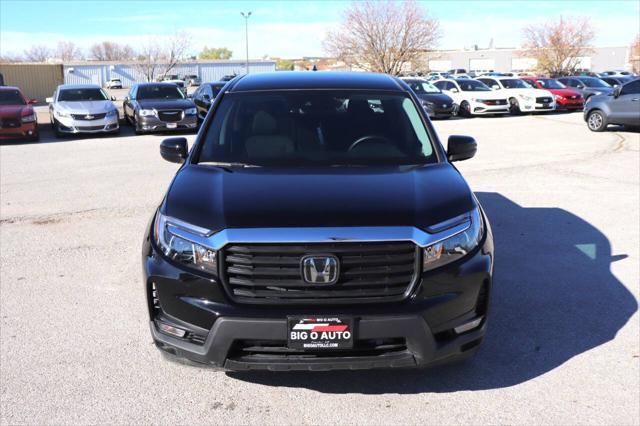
198;161;261;170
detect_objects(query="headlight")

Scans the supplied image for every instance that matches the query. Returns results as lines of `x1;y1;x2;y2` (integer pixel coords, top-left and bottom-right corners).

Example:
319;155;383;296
55;109;69;118
554;94;565;100
422;207;484;271
184;107;197;115
106;109;118;117
21;113;36;123
154;212;217;275
138;109;155;117
518;94;534;101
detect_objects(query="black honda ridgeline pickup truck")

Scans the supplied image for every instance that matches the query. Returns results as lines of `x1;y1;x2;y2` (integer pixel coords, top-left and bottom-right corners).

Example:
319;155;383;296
143;72;494;371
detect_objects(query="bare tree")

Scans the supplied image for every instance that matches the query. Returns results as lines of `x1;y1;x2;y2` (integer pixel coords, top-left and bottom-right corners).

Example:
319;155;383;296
134;32;192;81
0;53;23;63
324;0;440;75
56;41;83;62
631;34;640;74
522;16;596;76
23;45;52;62
89;41;135;61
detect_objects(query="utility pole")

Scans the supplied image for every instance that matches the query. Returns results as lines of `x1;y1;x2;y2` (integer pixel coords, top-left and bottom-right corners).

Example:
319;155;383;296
241;11;252;73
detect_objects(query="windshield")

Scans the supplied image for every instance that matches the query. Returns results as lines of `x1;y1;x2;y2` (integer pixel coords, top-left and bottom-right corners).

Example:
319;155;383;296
197;90;436;167
0;90;26;105
458;80;491;92
406;80;441;94
500;79;529;89
137;85;185;100
536;79;566;89
58;88;108;102
579;77;611;88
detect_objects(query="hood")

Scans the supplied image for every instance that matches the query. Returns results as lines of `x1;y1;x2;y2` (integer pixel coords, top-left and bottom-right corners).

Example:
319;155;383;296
138;99;195;110
585;86;614;95
546;88;582;98
0;105;31;119
416;93;454;105
164;163;475;232
57;100;115;114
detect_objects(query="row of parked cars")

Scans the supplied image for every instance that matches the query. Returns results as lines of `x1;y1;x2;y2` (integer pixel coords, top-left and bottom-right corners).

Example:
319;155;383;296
401;74;639;131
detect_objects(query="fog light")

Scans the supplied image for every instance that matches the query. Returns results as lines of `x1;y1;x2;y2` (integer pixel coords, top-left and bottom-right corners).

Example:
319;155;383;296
453;317;483;334
157;321;186;338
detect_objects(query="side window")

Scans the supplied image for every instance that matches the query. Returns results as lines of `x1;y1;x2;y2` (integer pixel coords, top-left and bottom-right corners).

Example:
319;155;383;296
192;87;201;98
204;85;214;98
620;80;640;95
129;86;137;100
401;98;432;157
433;81;445;90
446;82;458;91
477;78;490;86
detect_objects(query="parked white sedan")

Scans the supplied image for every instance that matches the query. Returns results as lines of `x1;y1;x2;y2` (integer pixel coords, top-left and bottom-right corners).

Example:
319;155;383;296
476;76;555;114
433;78;510;117
46;84;120;138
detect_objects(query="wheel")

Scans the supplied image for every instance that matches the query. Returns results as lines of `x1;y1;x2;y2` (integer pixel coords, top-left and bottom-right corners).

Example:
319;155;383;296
587;110;607;132
459;101;471;118
509;97;521;114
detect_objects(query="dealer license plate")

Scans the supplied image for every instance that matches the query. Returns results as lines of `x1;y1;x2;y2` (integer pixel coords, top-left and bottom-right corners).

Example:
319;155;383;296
287;316;354;350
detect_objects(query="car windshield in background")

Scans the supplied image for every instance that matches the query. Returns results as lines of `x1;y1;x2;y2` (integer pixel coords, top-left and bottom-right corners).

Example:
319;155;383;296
458;80;491;91
197;90;436;167
500;79;529;89
406;80;441;94
58;88;108;102
137;85;185;100
579;77;611;88
0;90;26;105
211;84;226;97
536;79;566;89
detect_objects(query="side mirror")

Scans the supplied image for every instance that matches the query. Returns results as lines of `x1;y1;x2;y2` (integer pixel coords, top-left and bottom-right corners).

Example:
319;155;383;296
45;97;53;103
160;137;188;163
447;135;477;162
450;88;459;93
612;86;621;97
491;85;500;90
29;99;38;104
111;96;116;101
124;96;129;102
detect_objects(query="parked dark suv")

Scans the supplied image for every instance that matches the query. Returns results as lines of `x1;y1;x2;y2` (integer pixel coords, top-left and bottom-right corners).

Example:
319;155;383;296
143;72;494;371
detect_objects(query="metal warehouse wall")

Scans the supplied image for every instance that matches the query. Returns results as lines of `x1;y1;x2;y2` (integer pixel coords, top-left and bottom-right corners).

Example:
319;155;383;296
63;61;276;87
0;63;64;103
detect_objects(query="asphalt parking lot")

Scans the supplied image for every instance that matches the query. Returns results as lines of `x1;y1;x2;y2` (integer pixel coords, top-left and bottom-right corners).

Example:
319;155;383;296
1;112;638;424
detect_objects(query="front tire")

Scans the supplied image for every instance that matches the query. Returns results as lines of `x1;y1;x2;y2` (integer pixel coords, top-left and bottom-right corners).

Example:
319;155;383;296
459;101;471;118
587;110;607;132
509;97;521;114
53;121;64;138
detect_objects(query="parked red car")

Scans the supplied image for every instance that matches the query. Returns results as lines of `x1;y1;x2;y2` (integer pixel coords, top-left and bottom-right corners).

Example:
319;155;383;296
521;77;584;111
0;86;39;141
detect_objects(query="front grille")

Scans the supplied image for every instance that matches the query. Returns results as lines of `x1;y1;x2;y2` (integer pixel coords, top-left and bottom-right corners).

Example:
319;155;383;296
77;125;104;131
158;110;183;122
229;338;408;360
71;113;106;120
221;242;419;304
0;118;20;128
482;99;507;105
536;97;552;104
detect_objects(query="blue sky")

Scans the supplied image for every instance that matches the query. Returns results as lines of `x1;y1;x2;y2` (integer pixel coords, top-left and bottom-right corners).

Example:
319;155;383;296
1;0;638;59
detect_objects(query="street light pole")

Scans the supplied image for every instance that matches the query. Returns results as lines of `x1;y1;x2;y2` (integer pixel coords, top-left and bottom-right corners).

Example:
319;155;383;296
240;11;252;73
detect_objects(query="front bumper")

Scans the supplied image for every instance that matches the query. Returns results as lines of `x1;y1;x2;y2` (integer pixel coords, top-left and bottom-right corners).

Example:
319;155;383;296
143;223;494;371
424;105;456;119
469;101;509;115
56;115;119;134
556;99;584;110
0;121;38;139
138;114;198;132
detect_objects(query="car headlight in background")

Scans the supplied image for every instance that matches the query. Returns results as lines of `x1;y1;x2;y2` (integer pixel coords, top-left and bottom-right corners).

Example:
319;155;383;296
55;109;69;118
518;94;534;102
554;94;565;101
422;207;484;271
21;113;37;123
184;107;197;116
138;109;156;117
154;212;217;275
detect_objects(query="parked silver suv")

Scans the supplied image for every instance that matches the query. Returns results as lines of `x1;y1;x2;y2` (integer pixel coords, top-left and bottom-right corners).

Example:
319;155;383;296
47;84;119;138
584;79;640;132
